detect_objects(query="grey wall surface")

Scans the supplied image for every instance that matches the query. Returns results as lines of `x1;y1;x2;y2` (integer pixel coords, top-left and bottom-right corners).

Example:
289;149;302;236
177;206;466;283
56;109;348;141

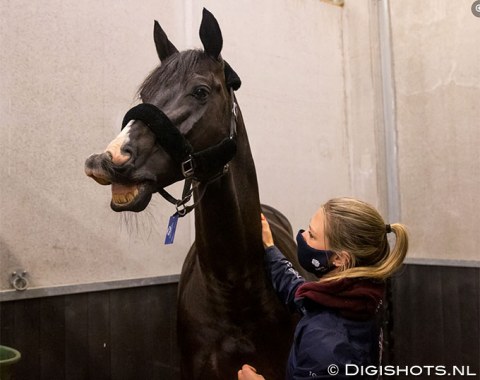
390;0;480;262
0;0;192;291
1;0;479;295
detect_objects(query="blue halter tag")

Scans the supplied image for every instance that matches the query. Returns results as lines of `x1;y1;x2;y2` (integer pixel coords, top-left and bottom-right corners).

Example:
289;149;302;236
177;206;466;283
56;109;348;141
164;214;179;245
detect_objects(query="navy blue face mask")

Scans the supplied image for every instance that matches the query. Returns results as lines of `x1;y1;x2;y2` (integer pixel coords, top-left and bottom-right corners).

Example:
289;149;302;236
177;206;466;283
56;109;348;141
296;230;335;277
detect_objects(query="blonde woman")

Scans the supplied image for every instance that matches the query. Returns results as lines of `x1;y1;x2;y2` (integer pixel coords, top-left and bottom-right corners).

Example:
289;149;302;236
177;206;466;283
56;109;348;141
238;197;409;380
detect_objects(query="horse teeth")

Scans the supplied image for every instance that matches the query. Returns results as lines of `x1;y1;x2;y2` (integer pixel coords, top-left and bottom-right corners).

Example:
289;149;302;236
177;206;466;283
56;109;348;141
113;194;125;204
112;190;138;205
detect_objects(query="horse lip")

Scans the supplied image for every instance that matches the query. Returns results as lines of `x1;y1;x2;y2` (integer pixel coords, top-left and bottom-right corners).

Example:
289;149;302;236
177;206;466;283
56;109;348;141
90;175;112;185
85;153;113;185
85;167;112;185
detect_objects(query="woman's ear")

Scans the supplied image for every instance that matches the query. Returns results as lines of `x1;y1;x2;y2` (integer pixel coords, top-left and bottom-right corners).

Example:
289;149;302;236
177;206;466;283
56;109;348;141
332;251;351;269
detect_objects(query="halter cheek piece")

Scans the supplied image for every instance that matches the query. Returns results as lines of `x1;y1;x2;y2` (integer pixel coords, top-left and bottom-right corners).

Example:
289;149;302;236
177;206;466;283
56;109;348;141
121;88;238;217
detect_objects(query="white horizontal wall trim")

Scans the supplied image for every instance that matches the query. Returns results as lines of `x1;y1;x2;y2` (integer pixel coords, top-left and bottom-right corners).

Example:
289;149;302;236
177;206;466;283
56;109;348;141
0;274;180;302
2;258;479;302
404;258;480;268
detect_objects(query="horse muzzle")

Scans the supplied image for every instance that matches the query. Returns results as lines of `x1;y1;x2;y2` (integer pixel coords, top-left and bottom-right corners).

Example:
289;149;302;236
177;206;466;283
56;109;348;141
84;153;113;185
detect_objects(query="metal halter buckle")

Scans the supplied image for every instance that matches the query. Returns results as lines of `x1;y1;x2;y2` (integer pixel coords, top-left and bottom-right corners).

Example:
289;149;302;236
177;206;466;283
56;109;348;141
175;202;188;217
181;156;195;178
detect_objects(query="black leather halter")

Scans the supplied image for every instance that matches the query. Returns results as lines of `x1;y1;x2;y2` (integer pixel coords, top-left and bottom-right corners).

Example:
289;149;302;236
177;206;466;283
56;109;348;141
121;88;238;217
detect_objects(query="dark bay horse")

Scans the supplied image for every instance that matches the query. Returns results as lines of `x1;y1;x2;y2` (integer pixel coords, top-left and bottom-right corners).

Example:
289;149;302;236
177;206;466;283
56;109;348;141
85;9;308;379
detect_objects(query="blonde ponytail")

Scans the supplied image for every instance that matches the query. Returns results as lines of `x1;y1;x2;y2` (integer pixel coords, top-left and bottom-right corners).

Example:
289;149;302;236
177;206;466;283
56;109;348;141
319;198;409;282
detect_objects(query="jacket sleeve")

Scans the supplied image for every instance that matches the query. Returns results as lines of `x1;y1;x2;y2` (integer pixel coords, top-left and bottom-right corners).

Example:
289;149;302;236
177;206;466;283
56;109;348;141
264;245;306;311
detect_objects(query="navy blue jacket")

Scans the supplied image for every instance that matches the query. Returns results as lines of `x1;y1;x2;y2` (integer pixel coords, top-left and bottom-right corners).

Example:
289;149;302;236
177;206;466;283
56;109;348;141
265;246;383;379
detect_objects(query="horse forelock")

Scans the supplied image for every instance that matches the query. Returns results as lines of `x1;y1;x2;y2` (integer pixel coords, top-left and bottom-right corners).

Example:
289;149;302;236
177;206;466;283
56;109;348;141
138;49;213;101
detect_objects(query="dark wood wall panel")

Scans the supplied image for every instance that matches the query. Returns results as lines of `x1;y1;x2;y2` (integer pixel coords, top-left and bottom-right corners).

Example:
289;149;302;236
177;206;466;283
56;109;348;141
0;283;180;380
1;266;478;379
87;292;111;380
390;264;479;374
41;296;66;379
65;293;89;380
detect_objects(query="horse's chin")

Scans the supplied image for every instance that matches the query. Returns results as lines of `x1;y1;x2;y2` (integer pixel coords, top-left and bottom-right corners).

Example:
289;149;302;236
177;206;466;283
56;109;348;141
110;182;153;212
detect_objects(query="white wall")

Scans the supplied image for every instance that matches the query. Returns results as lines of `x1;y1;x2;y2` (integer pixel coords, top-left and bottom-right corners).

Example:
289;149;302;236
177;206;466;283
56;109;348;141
0;0;192;290
1;0;478;294
390;0;480;262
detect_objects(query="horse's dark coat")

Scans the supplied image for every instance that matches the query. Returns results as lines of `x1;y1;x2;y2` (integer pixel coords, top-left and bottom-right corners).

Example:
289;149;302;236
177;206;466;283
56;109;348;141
85;9;310;379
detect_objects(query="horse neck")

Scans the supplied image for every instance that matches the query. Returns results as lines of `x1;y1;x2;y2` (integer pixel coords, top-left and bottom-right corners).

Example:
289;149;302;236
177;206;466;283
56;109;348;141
193;110;264;282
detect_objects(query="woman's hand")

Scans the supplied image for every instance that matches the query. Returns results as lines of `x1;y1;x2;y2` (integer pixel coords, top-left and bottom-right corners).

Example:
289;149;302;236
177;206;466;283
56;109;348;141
261;213;274;248
238;364;266;380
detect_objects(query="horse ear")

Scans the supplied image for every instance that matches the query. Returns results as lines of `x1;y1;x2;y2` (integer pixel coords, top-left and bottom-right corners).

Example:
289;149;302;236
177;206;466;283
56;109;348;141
199;8;223;59
154;20;178;61
224;61;241;90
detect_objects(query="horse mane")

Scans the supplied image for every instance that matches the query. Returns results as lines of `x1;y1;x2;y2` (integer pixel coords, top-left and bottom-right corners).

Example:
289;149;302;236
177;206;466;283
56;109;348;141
138;49;204;100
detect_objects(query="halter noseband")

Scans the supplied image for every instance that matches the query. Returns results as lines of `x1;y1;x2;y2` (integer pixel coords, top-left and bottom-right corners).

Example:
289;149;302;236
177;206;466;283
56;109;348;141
121;88;238;217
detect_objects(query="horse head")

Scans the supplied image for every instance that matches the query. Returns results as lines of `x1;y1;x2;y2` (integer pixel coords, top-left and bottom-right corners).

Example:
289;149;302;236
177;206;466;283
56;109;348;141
84;9;241;213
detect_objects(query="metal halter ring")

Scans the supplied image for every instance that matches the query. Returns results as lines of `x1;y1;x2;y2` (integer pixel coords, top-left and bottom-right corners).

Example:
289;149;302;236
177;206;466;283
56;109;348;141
175;202;189;217
11;271;29;291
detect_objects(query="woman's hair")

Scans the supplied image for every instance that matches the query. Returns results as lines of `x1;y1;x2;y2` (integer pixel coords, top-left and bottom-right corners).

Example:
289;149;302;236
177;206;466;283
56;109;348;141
321;197;408;282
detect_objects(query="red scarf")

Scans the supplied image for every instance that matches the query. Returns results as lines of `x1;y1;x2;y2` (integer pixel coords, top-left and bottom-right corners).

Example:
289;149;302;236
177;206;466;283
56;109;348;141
295;278;385;321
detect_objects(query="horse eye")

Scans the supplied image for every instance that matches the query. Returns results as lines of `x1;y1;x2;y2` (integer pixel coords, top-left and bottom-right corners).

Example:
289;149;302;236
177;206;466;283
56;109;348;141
192;87;209;100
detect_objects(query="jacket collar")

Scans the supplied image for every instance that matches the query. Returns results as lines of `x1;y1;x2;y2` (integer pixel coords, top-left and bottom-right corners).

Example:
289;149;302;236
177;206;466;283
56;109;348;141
295;278;385;321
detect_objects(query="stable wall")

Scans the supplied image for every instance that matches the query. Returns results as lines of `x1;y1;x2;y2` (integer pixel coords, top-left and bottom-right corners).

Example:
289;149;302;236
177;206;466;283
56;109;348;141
1;0;479;378
0;1;193;293
1;0;359;295
1;0;479;294
390;0;480;263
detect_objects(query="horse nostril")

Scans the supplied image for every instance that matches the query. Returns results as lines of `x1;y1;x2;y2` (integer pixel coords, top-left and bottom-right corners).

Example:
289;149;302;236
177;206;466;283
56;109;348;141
122;146;134;158
105;149;131;166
